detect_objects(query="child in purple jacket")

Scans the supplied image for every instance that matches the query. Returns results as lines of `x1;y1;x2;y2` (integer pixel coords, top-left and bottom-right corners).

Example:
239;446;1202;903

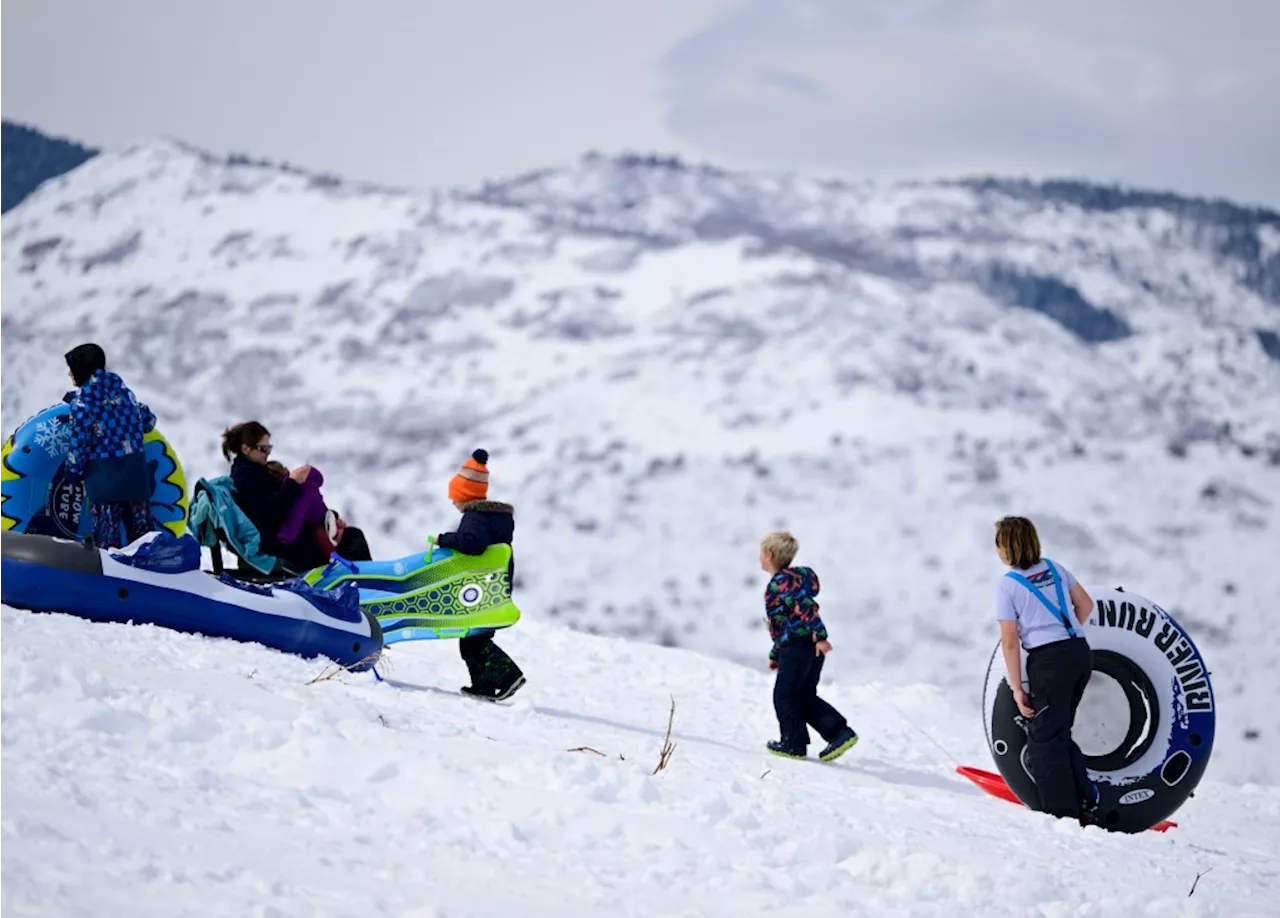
266;461;340;556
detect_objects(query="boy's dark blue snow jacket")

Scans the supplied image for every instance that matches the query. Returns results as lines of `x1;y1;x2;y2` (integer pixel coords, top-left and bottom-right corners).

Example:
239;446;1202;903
765;566;829;663
437;500;516;585
65;369;157;503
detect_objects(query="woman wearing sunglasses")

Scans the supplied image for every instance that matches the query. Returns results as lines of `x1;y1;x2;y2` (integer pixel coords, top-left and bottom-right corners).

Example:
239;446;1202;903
221;421;371;571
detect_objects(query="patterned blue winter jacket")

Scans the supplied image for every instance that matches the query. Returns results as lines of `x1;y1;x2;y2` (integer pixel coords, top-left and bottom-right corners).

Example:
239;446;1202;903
65;369;157;503
765;566;829;662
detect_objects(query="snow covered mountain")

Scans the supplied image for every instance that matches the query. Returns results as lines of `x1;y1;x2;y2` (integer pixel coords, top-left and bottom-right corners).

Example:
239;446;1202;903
3;138;1278;784
4;606;1278;917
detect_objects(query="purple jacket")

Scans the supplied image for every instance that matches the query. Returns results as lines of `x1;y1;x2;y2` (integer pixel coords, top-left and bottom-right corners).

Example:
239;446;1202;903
277;467;330;546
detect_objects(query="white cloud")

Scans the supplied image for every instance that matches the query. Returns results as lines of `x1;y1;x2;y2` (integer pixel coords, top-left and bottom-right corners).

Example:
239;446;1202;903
1;0;733;191
2;0;1276;205
663;0;1280;205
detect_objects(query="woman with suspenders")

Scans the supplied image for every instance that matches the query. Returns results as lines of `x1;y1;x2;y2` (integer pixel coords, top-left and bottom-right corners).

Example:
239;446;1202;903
993;516;1100;824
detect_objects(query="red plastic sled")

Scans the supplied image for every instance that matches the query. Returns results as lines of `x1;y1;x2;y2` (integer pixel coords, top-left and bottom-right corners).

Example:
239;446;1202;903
956;766;1177;833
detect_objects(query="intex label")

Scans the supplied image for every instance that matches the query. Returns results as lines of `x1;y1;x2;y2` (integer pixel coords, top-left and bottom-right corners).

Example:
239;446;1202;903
1119;788;1156;805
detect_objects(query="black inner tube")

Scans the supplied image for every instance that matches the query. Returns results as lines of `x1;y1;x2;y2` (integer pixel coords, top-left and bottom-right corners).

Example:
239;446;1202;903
986;629;1212;834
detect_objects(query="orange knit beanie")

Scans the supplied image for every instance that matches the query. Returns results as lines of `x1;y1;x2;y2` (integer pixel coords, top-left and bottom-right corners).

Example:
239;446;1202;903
448;448;490;503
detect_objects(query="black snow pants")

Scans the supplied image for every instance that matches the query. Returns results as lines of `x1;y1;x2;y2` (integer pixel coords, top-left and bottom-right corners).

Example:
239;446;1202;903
773;641;848;751
1025;636;1094;819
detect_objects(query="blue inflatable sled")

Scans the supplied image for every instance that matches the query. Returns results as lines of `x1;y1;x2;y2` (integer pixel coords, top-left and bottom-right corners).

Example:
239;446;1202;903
1;529;383;670
306;543;521;646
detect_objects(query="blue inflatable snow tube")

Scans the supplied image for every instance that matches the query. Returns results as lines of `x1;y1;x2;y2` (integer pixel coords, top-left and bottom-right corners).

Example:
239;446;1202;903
0;530;382;669
2;402;188;539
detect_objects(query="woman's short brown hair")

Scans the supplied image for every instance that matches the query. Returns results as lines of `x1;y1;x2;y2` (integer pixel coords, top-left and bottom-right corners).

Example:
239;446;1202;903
995;516;1041;569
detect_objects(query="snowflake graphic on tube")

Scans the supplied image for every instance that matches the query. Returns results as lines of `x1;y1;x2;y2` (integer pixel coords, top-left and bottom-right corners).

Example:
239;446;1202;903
33;418;74;458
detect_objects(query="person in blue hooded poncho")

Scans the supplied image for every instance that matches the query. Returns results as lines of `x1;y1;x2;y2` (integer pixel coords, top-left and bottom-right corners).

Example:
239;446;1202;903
62;343;158;548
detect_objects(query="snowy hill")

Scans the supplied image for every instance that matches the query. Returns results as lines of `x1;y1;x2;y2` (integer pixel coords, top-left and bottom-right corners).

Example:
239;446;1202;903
3;606;1278;917
2;138;1279;786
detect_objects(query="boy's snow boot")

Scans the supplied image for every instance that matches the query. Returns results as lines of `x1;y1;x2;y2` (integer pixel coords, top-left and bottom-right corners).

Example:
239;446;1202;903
766;740;806;759
461;675;526;702
492;674;526;701
480;641;525;699
459;637;525;700
818;727;859;763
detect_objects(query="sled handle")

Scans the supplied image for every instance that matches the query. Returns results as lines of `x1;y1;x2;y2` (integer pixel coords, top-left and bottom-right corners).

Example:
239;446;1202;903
326;552;360;575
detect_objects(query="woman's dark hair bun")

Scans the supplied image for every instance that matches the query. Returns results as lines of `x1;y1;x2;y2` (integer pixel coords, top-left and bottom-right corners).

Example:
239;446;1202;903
472;448;489;464
221;420;270;462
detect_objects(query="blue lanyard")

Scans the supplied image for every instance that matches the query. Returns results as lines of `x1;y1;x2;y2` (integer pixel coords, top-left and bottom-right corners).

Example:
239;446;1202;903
1005;559;1077;638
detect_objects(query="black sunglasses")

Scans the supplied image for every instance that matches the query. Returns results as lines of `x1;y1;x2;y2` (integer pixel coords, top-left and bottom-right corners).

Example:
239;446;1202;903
252;443;273;455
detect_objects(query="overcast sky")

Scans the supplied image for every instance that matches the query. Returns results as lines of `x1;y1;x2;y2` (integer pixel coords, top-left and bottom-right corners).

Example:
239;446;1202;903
3;0;1278;206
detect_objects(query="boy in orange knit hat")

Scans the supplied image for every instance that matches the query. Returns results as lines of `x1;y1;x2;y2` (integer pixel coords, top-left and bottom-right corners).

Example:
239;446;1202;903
436;449;526;700
447;449;491;504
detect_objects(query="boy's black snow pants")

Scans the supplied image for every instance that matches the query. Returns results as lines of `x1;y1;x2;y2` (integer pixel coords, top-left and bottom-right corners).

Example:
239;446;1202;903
773;641;847;751
1025;636;1094;819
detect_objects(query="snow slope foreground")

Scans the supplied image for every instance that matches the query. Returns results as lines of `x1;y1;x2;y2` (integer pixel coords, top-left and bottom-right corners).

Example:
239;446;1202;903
3;608;1278;917
3;141;1279;783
